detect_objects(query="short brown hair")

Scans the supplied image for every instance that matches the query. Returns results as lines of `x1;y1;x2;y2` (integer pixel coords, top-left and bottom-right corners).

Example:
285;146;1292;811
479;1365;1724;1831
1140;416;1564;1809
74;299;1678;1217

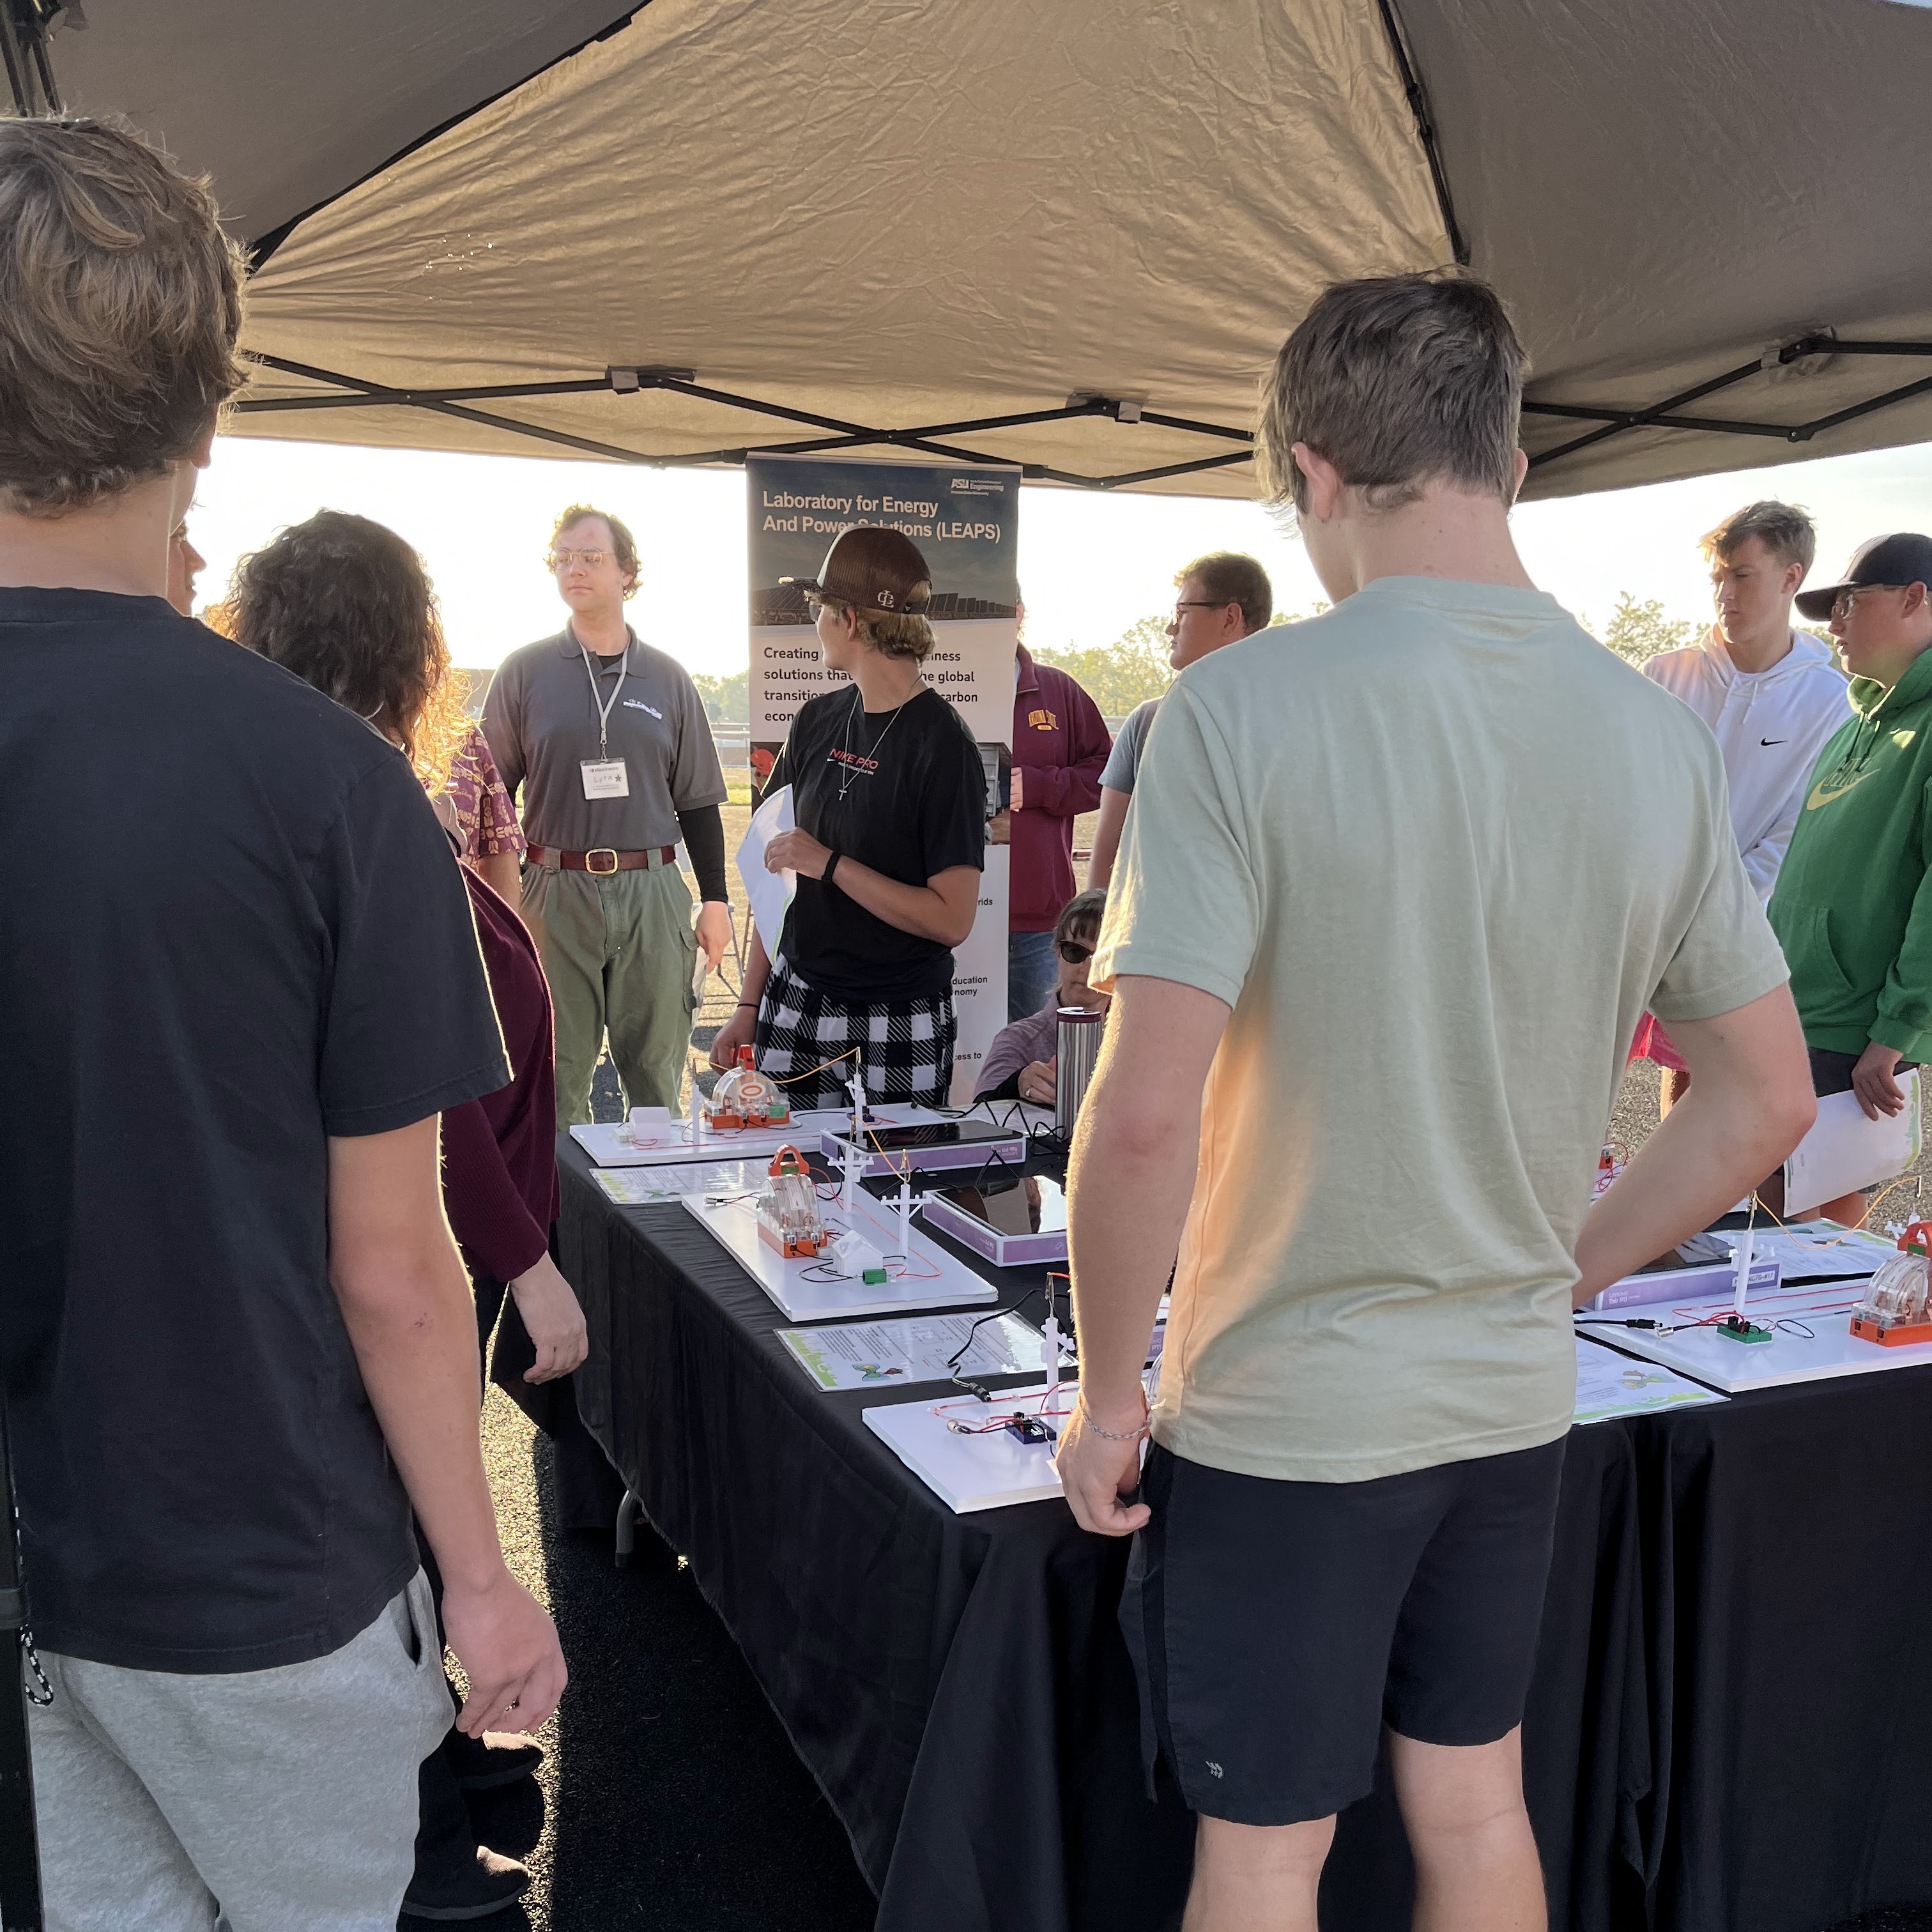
231;512;464;788
550;503;640;597
1055;887;1105;949
1176;552;1273;634
1257;272;1526;514
0;116;247;518
1700;500;1816;578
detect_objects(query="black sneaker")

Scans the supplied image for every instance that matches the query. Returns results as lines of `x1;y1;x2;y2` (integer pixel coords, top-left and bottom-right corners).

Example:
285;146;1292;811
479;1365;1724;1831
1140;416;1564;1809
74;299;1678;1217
443;1727;545;1792
400;1843;532;1921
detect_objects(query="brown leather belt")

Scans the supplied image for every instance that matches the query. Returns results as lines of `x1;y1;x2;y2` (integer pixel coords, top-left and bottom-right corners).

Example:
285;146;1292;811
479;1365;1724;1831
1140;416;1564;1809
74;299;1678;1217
528;844;676;875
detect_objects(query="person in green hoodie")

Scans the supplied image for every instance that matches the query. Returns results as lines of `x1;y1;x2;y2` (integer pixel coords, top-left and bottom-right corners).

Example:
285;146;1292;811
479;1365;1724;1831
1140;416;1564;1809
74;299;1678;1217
1768;532;1932;1222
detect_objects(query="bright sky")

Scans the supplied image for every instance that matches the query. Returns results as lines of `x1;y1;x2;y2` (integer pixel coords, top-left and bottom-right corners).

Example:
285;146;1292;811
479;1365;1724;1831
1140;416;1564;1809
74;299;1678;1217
187;434;1932;677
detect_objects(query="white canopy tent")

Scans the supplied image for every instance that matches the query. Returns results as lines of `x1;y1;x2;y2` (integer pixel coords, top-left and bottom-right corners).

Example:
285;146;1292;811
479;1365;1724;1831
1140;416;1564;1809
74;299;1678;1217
26;0;1932;500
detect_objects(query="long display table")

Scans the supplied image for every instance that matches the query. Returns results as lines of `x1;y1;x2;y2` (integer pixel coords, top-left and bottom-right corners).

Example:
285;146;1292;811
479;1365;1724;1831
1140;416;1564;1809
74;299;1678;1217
557;1137;1932;1932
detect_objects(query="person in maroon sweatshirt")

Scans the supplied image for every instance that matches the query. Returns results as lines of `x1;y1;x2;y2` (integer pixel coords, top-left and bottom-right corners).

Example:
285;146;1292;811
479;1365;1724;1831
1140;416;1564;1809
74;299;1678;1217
1009;612;1112;1019
233;510;586;1922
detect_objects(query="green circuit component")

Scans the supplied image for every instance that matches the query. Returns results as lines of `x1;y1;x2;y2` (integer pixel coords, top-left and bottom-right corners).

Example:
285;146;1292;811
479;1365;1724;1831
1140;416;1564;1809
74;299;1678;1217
1717;1315;1773;1345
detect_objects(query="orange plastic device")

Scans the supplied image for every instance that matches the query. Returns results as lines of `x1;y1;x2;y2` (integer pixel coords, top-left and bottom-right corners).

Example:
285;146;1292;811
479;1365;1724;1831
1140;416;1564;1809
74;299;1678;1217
1849;1220;1932;1347
756;1145;826;1258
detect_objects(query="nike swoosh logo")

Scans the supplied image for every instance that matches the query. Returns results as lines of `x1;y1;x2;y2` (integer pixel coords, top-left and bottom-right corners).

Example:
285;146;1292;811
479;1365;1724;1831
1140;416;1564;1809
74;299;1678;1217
1761;737;1786;746
1807;769;1874;809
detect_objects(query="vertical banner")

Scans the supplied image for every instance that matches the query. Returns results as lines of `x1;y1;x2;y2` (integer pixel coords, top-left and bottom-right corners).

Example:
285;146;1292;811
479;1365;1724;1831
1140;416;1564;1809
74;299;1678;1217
746;451;1019;1101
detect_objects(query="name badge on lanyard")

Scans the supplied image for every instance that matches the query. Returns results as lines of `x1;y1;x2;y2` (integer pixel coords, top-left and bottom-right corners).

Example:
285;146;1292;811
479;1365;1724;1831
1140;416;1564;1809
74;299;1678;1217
579;639;634;800
581;758;630;799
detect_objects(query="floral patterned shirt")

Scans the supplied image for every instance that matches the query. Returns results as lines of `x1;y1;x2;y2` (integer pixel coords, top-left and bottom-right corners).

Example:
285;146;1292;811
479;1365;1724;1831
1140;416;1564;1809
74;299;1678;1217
445;721;526;864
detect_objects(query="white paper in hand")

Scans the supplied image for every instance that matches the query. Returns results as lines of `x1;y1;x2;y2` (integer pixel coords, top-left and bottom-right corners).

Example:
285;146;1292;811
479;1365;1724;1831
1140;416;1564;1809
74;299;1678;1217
1783;1070;1922;1217
737;784;797;963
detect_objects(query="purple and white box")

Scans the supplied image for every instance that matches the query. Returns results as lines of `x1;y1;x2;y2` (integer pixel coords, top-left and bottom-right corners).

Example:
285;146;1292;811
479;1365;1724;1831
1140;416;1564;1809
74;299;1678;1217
1586;1255;1781;1314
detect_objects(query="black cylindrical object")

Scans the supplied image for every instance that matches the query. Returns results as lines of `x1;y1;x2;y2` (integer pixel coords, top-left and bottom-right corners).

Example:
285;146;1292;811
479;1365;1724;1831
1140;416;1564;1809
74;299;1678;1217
1054;1007;1103;1134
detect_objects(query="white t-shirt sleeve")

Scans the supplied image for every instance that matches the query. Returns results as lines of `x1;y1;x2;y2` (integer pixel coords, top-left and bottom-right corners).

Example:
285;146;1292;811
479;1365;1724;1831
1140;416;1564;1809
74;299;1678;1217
1648;753;1791;1024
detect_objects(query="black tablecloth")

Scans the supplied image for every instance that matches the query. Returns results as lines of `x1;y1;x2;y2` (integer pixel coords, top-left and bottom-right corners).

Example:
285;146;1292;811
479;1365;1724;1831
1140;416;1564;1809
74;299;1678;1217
558;1138;1932;1932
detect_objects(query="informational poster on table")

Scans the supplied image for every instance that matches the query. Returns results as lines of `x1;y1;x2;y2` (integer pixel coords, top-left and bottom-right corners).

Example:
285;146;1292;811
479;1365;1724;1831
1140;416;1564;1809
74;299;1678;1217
745;451;1020;1101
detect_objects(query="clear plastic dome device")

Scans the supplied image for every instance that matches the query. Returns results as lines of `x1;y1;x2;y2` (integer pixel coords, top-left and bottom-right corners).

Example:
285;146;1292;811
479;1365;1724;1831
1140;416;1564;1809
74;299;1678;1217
707;1045;790;1131
1850;1220;1932;1347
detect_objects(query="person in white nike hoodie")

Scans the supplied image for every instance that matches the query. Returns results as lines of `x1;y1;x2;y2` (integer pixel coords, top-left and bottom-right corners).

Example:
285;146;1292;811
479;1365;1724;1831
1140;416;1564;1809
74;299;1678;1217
1634;500;1852;1106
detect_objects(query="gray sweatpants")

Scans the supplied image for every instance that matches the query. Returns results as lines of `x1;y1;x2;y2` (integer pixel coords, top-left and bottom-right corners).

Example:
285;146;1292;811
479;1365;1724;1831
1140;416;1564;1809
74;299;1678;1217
28;1571;451;1932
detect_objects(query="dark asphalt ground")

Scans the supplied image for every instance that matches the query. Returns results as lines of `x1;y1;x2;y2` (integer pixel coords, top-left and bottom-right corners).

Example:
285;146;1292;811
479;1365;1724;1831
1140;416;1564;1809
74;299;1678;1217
458;1048;1932;1930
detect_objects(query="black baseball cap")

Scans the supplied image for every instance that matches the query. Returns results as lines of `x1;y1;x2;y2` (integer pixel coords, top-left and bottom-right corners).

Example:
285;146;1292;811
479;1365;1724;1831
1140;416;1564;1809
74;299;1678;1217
784;526;932;615
1795;533;1932;620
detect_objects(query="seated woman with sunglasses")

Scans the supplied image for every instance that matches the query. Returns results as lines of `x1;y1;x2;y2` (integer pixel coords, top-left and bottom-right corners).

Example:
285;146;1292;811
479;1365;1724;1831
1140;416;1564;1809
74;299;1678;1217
709;526;986;1109
976;889;1110;1105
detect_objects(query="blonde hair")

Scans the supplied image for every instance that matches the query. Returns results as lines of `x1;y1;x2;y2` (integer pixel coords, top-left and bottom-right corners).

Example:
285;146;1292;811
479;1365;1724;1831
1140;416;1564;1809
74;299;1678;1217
0;116;247;518
851;606;937;662
1700;500;1816;577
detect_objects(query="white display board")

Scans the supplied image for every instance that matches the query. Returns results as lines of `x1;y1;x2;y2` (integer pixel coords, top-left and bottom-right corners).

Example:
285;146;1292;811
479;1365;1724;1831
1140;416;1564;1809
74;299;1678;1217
572;1103;966;1170
1590;1275;1932;1393
571;1110;851;1169
949;843;1009;1103
864;1380;1074;1512
681;1189;997;1321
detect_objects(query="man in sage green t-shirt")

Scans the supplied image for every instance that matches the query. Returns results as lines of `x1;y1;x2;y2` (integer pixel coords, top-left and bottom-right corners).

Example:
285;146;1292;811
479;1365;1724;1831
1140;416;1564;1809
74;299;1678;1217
1057;274;1814;1932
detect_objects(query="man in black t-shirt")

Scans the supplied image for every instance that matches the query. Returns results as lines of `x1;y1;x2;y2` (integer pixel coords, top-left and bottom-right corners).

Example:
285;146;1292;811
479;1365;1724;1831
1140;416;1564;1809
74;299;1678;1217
0;118;565;1926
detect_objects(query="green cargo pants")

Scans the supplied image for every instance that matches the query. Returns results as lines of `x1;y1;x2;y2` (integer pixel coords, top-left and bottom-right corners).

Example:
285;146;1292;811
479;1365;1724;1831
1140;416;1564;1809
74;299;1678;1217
521;856;698;1123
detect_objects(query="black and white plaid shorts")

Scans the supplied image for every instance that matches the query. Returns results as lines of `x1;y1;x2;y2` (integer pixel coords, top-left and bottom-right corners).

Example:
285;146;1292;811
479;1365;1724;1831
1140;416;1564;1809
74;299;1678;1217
753;954;957;1112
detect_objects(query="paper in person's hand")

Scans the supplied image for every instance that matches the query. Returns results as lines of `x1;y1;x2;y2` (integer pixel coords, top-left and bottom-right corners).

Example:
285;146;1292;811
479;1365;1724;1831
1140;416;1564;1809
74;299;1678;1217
737;783;797;963
1782;1071;1923;1216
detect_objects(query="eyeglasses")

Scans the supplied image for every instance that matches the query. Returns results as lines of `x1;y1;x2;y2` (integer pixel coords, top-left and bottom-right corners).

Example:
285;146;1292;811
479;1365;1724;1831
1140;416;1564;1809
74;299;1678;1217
1172;600;1224;620
1055;938;1094;966
1830;584;1903;620
547;547;610;570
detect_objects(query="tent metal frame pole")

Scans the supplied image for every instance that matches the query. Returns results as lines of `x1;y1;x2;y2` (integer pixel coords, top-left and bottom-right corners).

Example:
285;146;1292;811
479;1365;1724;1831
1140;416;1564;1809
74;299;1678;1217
235;353;1261;489
0;0;61;116
1525;339;1932;472
236;338;1932;491
1372;0;1468;265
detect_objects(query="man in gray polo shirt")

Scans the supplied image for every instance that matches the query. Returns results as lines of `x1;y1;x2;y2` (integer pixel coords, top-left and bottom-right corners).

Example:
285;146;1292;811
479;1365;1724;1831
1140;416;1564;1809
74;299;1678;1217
1087;551;1273;891
484;505;730;1119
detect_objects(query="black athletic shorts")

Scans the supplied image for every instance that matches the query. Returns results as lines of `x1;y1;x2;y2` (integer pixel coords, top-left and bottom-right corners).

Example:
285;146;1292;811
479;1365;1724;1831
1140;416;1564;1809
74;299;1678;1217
1809;1046;1915;1095
1119;1435;1567;1827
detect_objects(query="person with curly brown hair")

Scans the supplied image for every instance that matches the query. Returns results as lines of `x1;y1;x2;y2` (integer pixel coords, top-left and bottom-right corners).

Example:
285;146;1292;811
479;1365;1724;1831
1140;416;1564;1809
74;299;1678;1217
233;511;588;1919
0;117;564;1929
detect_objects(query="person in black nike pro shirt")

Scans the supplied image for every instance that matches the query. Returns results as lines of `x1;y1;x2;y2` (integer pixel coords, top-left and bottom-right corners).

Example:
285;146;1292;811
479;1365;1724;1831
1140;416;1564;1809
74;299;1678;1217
709;527;986;1108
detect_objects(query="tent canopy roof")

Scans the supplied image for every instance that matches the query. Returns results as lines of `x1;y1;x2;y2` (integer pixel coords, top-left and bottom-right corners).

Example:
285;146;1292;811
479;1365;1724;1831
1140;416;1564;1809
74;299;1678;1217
42;0;1932;500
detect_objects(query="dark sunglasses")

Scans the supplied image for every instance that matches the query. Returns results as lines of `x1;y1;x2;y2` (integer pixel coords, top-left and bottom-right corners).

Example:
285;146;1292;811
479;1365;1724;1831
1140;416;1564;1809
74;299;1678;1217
1056;938;1094;966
